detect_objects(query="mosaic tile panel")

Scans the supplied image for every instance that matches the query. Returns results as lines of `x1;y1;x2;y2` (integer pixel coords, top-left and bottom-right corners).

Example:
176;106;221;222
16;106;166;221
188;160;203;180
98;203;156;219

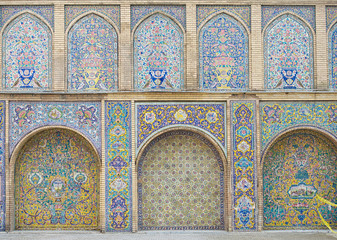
3;13;52;90
131;5;186;30
65;5;120;30
138;130;224;230
0;5;54;29
68;14;118;91
264;14;313;90
327;6;337;30
105;101;132;232
134;13;184;91
329;22;337;89
15;129;99;230
197;5;251;30
260;102;337;153
199;13;248;91
231;101;257;231
9;102;101;156
263;130;337;229
262;6;315;31
136;103;225;153
0;102;5;231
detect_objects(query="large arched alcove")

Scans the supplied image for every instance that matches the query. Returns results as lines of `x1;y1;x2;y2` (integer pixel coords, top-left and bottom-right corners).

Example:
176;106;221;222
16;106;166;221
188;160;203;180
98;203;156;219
263;129;337;230
14;128;100;230
137;130;225;230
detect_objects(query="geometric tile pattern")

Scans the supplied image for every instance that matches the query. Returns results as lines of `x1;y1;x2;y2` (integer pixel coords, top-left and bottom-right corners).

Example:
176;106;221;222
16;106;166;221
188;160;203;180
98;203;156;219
231;101;257;231
263;130;337;229
197;5;251;30
65;5;120;30
138;130;224;230
3;13;52;90
15;129;99;230
131;5;186;30
134;13;184;91
67;14;118;91
326;6;337;30
329;22;337;89
264;14;313;90
136;103;226;154
9;102;101;156
262;6;315;31
105;101;132;232
260;102;337;154
0;5;54;29
199;13;248;91
0;102;5;231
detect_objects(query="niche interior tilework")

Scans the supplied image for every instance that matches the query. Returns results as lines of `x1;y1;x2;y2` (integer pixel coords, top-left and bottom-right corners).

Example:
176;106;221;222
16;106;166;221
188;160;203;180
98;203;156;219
231;101;257;231
67;14;118;91
105;101;132;232
3;13;52;90
199;13;249;91
264;14;313;90
133;13;184;91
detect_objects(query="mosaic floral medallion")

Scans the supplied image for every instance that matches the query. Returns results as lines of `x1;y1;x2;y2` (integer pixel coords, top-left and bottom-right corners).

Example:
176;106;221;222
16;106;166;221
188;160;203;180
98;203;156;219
138;130;224;230
15;129;99;230
263;130;337;229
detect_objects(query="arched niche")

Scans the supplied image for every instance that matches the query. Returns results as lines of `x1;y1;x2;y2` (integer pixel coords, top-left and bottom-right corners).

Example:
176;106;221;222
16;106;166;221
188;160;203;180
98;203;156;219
2;12;52;90
137;129;226;230
264;14;314;90
11;128;100;230
67;13;118;91
199;12;249;91
262;129;337;230
133;13;184;91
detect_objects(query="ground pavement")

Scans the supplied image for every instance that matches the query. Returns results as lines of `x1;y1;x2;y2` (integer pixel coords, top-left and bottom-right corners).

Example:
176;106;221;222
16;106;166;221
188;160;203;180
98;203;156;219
0;231;336;240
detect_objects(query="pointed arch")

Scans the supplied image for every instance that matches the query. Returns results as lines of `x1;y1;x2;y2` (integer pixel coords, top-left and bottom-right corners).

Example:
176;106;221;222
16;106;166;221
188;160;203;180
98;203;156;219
328;20;337;89
263;13;314;90
2;12;52;90
67;13;118;91
133;12;184;91
198;12;249;91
